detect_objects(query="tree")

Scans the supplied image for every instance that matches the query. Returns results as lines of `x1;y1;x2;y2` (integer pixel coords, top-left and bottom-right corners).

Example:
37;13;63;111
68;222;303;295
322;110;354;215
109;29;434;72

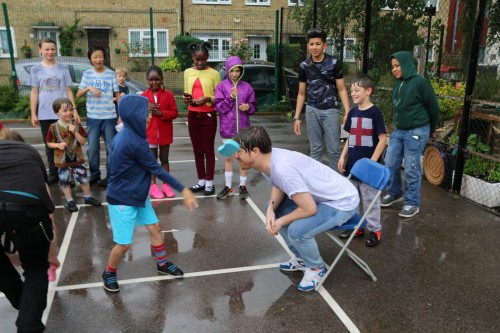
291;0;427;79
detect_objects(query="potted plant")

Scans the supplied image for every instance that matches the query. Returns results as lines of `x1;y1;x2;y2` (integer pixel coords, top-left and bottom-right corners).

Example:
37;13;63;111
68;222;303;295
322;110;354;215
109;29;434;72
20;43;32;58
454;134;500;208
115;48;121;55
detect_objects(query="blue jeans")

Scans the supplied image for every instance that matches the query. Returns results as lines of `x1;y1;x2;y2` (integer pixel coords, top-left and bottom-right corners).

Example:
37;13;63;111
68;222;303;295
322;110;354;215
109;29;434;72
274;197;356;268
305;105;341;171
384;125;430;207
86;118;117;179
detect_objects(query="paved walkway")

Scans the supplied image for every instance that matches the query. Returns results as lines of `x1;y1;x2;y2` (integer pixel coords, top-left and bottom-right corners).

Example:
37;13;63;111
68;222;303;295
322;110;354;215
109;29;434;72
1;116;499;332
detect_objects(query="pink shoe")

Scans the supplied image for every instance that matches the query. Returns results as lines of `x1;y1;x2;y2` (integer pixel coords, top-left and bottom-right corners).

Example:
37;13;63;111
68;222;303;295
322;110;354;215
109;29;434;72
48;263;57;282
150;184;164;199
162;183;175;198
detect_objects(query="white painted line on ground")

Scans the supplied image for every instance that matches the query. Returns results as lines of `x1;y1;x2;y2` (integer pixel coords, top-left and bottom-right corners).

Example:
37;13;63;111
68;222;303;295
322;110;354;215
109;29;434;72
161;229;179;233
42;209;79;324
318;288;361;333
245;197;361;333
50;263;279;292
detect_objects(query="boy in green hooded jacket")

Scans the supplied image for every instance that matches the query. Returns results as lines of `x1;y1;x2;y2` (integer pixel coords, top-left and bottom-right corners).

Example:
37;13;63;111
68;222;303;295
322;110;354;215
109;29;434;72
381;51;440;218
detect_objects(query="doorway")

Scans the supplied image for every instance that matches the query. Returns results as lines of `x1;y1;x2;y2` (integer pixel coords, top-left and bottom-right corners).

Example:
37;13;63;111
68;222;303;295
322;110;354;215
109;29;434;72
249;37;267;61
86;29;111;67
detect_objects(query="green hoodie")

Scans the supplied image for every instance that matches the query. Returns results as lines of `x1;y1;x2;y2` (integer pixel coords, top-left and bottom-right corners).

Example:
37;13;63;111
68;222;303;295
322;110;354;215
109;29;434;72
391;51;440;133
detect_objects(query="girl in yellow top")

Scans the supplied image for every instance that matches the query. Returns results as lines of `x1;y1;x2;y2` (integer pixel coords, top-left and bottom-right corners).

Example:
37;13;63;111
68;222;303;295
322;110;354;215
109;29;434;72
183;41;221;196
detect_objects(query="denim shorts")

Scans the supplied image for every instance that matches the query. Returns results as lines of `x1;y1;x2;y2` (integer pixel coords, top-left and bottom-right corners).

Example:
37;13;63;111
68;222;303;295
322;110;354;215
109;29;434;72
108;198;159;245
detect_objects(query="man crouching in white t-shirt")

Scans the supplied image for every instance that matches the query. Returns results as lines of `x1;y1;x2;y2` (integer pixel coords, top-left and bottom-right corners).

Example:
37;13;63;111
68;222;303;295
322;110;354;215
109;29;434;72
233;126;360;292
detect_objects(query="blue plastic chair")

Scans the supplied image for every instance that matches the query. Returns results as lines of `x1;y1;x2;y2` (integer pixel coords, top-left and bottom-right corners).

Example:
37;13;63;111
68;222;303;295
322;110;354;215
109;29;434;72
315;158;390;290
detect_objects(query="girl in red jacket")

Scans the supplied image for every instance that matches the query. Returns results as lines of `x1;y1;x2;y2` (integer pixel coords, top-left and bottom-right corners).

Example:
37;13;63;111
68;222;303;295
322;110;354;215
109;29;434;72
141;65;178;198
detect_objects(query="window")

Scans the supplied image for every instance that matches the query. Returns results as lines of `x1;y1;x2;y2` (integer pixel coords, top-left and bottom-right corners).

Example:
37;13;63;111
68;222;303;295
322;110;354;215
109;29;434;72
479;47;485;64
193;0;231;4
192;33;231;62
128;29;169;57
288;0;304;6
246;0;270;5
38;30;60;56
0;27;17;58
326;38;356;62
253;44;261;60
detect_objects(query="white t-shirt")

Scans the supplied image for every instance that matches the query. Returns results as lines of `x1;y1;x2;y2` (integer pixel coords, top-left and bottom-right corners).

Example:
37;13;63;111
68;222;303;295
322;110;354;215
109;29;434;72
263;148;359;211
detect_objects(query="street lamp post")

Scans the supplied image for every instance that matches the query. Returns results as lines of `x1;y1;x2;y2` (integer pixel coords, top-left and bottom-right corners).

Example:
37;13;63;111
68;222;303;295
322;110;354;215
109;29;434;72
424;0;437;73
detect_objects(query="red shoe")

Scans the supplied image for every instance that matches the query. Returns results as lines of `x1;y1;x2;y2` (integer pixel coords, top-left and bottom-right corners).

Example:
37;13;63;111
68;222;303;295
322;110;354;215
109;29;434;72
150;184;164;199
339;228;365;239
366;231;381;247
162;183;175;198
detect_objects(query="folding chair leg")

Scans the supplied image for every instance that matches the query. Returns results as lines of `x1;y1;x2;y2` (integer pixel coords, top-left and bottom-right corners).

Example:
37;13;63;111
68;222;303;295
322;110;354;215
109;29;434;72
315;232;377;291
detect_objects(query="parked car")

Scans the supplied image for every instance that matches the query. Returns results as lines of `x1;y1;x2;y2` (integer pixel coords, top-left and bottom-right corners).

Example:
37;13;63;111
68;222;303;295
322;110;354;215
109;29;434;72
217;61;299;110
15;56;147;96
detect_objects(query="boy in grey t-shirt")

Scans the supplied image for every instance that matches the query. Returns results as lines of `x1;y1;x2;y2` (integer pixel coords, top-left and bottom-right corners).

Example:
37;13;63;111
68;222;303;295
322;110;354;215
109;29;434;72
29;37;79;184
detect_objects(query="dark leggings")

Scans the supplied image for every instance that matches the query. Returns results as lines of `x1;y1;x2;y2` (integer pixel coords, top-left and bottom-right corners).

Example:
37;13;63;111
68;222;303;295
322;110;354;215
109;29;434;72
187;111;217;181
150;145;171;183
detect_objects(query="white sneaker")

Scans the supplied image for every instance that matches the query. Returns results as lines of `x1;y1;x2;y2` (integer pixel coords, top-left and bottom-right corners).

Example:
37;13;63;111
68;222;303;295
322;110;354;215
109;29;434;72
297;267;326;292
279;257;306;272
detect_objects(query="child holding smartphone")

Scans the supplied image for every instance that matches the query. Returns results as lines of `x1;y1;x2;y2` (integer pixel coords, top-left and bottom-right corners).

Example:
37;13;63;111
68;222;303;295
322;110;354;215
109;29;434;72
141;65;178;199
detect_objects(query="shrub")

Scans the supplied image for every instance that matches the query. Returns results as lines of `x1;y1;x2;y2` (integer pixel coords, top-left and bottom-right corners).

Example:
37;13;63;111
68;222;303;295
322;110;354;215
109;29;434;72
159;57;181;72
173;35;203;70
228;38;252;62
12;96;30;118
430;78;465;126
266;44;302;71
0;84;19;112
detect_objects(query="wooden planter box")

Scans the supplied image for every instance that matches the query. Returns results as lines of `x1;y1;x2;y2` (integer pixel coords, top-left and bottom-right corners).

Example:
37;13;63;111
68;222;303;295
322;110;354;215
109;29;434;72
461;174;500;208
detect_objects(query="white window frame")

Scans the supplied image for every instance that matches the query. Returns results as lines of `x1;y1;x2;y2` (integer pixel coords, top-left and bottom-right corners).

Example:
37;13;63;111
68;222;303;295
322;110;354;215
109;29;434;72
382;1;440;11
246;0;270;5
192;33;232;62
326;38;356;63
0;27;17;58
288;0;304;6
128;28;169;57
193;0;231;4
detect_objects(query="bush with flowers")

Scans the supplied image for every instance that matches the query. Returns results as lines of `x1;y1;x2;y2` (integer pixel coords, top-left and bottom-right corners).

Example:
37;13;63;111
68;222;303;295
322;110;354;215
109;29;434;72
228;38;252;62
117;39;151;72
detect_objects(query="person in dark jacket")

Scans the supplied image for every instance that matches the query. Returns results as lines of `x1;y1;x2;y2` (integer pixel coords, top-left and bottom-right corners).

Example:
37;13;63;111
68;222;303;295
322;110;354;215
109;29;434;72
381;51;440;218
214;56;256;200
0;126;57;333
101;94;198;293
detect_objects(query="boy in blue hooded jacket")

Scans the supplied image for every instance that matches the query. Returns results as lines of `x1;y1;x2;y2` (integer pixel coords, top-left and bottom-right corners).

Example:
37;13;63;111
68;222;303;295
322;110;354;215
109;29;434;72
102;94;198;292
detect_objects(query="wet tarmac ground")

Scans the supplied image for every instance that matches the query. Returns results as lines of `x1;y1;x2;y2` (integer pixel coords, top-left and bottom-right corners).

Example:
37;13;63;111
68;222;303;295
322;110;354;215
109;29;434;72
1;115;499;333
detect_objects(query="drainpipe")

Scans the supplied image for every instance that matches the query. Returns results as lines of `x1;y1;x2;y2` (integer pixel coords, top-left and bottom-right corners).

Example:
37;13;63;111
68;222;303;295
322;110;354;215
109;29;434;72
180;0;185;35
451;0;460;53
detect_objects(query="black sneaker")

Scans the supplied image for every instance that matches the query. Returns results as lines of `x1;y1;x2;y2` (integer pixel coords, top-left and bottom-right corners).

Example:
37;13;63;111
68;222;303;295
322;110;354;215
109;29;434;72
84;197;102;206
47;174;59;185
217;186;233;200
189;184;205;192
204;186;215;196
239;185;249;200
102;271;120;292
339;228;364;239
67;200;78;213
157;261;184;278
88;176;101;185
366;231;381;247
97;177;108;188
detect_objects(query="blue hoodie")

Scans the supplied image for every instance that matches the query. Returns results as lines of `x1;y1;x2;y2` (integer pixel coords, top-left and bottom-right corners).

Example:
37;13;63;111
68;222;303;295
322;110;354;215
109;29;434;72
106;94;185;207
